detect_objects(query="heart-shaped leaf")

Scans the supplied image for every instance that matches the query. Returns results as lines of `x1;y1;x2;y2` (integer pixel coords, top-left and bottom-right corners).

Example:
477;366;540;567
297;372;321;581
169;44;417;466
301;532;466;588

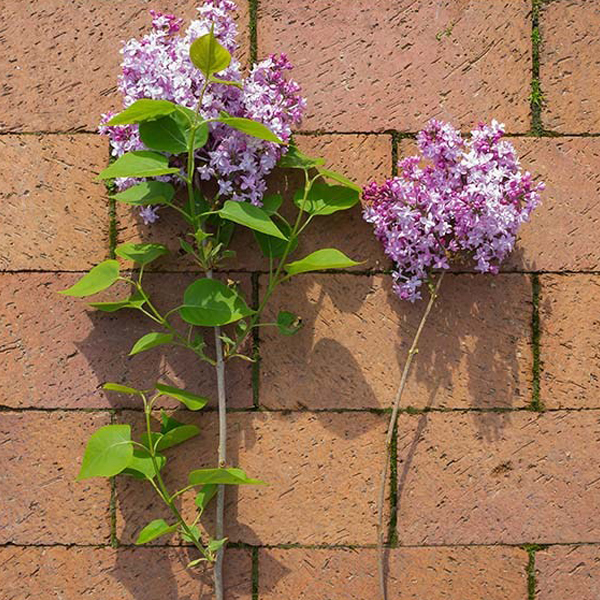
155;383;209;411
284;249;362;275
112;181;174;206
107;99;177;126
77;424;133;479
59;260;120;297
135;519;178;545
98;151;179;180
188;467;266;486
129;333;174;356
179;278;254;327
218;201;287;240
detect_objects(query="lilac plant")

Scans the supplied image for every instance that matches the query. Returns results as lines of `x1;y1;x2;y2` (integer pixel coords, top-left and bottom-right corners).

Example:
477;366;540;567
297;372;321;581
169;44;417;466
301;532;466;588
59;3;361;598
364;119;543;600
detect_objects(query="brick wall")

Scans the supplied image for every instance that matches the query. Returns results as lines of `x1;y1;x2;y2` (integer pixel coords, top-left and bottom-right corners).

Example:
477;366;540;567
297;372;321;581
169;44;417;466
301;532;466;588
1;1;599;598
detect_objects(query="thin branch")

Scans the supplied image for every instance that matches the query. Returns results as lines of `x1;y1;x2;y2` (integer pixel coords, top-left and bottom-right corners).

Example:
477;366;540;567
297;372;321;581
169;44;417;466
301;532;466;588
377;271;444;600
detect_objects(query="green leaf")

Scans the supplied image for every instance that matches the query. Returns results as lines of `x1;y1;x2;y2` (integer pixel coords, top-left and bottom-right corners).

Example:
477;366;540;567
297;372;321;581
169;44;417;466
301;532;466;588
253;221;297;259
123;449;166;480
188;467;267;486
107;99;176;126
59;260;120;297
284;249;362;275
98;151;180;180
89;294;146;313
189;31;231;76
277;311;303;336
294;183;359;216
190;122;209;150
112;181;175;206
155;383;208;411
154;424;200;452
139;113;190;154
129;332;174;356
218;116;283;144
181;525;201;545
77;424;133;480
209;75;243;88
195;484;218;511
103;383;144;395
261;194;283;215
318;168;361;192
135;519;178;545
218;200;287;240
207;538;227;554
278;145;325;169
179;278;254;327
115;243;169;266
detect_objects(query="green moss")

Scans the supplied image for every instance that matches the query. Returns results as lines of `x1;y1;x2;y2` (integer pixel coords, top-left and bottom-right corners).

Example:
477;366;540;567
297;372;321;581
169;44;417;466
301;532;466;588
249;0;259;64
530;274;543;411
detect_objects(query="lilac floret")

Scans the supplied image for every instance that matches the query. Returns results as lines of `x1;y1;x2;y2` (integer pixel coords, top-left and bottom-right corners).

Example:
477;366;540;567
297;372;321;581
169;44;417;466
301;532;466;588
363;119;544;302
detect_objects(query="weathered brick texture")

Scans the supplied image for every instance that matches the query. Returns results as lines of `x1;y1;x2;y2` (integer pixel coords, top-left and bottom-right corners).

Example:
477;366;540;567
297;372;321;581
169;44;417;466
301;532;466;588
395;411;600;545
536;545;600;600
0;135;109;271
258;0;532;132
540;1;600;133
539;275;600;409
0;412;112;545
0;272;253;409
259;547;529;599
0;546;252;600
261;273;532;410
0;1;249;133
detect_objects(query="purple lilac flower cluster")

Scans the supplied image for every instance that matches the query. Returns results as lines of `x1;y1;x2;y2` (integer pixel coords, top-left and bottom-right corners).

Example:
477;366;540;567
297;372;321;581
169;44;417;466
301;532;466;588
363;119;543;301
100;0;306;223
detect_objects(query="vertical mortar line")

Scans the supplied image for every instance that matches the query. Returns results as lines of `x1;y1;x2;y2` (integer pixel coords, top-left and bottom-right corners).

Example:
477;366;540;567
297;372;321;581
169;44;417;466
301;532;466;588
530;0;545;135
391;132;400;178
109;409;119;547
387;420;399;546
251;272;261;409
530;274;542;411
524;544;544;600
249;0;259;64
105;145;118;259
251;545;260;599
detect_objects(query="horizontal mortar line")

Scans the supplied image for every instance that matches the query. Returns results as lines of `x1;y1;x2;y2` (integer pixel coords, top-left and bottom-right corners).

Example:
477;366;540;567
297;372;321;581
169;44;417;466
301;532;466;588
3;405;600;415
3;268;600;277
2;540;600;551
3;129;600;138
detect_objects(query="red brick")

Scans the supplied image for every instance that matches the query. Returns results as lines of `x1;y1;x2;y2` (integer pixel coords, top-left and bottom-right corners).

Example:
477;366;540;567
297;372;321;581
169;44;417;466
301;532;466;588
115;134;391;272
116;411;387;545
0;1;249;132
0;272;253;409
259;547;528;600
536;545;600;600
260;273;532;410
540;1;600;134
0;546;252;600
0;411;111;544
0;135;109;270
258;0;531;132
539;275;600;409
510;138;600;272
395;411;600;545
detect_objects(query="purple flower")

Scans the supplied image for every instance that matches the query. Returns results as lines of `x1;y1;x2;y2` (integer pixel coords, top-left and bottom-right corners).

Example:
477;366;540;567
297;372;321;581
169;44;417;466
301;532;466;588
100;1;306;219
363;119;543;302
